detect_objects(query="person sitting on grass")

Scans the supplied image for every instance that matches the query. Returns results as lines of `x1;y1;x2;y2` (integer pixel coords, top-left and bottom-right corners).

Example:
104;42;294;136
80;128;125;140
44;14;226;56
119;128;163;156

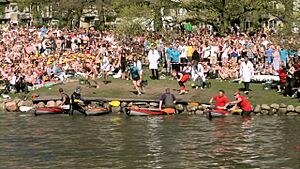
159;88;176;110
225;91;252;116
171;69;190;95
128;63;143;96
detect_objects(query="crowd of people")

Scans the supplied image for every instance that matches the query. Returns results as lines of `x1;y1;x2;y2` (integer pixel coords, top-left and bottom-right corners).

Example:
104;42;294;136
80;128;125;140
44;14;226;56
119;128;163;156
0;24;299;101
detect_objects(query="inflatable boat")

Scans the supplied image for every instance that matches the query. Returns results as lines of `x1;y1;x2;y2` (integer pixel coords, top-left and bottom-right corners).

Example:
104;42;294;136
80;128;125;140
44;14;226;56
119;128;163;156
208;109;231;118
86;107;110;116
35;107;64;115
126;108;175;116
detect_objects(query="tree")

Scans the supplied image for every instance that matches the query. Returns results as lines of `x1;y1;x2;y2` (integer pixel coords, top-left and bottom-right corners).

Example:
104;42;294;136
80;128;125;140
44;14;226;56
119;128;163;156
182;0;270;33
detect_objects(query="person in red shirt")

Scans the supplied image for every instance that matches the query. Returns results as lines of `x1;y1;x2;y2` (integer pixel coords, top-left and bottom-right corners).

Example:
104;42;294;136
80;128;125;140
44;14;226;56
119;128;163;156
209;90;229;110
225;92;252;116
277;66;287;93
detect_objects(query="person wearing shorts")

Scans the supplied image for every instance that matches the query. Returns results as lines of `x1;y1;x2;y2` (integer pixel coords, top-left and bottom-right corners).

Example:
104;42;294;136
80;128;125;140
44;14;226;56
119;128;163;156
128;63;143;96
172;70;190;95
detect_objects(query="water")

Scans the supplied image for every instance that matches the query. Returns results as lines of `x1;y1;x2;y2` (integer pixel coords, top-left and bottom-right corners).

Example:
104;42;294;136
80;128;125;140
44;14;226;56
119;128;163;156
0;113;300;169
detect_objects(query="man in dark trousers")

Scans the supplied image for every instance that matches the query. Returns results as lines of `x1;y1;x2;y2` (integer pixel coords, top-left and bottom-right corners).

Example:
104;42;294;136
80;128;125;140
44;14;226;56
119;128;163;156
159;88;176;110
58;88;70;114
70;86;87;116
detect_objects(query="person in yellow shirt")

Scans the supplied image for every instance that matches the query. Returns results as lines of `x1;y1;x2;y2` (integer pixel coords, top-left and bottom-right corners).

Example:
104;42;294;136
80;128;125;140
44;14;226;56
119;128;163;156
187;44;193;62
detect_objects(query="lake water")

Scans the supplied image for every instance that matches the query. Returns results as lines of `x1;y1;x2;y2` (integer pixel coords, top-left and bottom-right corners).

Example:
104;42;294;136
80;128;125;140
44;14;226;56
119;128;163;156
0;113;299;169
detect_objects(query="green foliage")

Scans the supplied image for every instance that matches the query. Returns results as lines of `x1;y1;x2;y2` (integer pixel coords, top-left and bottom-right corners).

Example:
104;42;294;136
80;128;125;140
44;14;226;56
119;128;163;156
115;19;144;35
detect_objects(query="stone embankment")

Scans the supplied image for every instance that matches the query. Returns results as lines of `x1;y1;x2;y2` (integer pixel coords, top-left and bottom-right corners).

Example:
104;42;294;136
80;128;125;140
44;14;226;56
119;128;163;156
1;97;300;116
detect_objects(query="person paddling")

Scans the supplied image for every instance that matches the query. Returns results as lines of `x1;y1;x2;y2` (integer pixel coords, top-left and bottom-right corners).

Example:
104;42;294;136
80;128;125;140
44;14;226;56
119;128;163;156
225;91;252;116
58;88;70;114
159;88;176;110
209;90;229;110
70;86;87;116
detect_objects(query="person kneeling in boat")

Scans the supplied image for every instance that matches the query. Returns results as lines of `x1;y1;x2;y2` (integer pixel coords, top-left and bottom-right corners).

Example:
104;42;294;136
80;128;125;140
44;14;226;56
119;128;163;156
225;92;252;116
58;88;71;114
159;88;176;110
70;87;87;116
171;70;190;95
209;90;229;110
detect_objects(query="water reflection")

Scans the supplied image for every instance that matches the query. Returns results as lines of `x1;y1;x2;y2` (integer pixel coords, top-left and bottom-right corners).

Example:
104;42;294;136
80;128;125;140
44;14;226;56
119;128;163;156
0;113;299;168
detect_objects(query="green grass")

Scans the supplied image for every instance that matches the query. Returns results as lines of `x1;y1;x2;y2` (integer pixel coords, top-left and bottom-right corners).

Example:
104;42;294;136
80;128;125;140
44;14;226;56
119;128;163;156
10;75;299;106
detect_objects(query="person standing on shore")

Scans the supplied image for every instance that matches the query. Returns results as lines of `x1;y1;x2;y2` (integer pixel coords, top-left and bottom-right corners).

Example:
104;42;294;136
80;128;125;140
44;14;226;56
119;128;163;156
240;57;254;94
148;46;160;80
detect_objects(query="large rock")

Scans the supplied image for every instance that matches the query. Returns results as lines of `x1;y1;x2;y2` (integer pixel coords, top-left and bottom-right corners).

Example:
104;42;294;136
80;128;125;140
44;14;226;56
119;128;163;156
287;112;298;116
128;102;133;107
13;98;21;104
186;105;197;112
17;100;25;107
121;102;128;108
261;110;269;115
111;106;121;114
261;104;270;110
5;102;18;112
295;106;300;113
195;110;204;115
46;100;56;107
279;103;287;108
23;100;33;107
270;109;278;115
37;102;45;108
270;104;280;110
278;108;287;115
176;104;184;111
287;105;295;112
254;105;261;113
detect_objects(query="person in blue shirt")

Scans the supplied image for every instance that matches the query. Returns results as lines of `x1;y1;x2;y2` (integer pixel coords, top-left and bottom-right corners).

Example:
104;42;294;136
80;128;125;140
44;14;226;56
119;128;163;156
171;47;181;71
165;44;174;74
265;46;274;64
128;63;143;96
280;48;288;67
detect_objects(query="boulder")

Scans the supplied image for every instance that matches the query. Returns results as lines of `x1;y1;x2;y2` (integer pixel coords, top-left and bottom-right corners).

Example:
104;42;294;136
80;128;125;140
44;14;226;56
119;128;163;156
195;110;204;115
111;106;121;114
270;109;278;115
5;102;18;112
197;105;203;110
287;112;298;116
128;102;133;107
261;104;270;110
270;104;280;110
17;101;25;107
46;100;56;107
279;103;287;108
261;110;269;115
56;100;63;106
175;104;184;111
23;100;33;107
295;106;300;113
37;102;45;108
287;105;295;112
278;108;287;115
256;113;262;116
13;98;21;104
121;102;128;108
254;105;261;113
103;103;112;109
149;102;159;107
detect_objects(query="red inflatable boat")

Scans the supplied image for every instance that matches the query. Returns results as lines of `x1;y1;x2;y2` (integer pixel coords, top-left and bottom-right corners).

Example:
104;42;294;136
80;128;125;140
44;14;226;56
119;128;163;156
126;108;176;116
35;107;64;115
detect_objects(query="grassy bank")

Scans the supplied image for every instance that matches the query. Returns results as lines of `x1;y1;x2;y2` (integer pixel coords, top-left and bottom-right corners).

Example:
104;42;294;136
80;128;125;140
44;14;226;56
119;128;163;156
11;75;299;106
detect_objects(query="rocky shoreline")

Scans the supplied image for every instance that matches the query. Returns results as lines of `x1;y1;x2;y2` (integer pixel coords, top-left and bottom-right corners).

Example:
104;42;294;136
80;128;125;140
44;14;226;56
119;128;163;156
1;97;300;116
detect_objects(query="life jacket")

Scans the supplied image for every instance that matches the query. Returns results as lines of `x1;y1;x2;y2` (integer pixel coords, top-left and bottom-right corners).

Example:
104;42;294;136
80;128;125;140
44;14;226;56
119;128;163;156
71;92;82;104
61;93;70;105
164;93;175;108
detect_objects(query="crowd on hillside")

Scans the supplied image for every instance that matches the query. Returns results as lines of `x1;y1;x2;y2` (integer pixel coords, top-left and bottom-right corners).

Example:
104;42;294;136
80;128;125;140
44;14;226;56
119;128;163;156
0;24;299;99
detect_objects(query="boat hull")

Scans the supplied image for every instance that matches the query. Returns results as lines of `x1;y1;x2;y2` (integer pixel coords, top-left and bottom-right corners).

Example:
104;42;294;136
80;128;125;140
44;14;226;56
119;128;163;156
126;108;175;116
208;109;230;118
35;107;64;115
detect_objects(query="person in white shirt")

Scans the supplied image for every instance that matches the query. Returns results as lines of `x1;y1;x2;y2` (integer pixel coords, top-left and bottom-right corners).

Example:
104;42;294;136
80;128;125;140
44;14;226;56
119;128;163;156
148;46;160;80
210;42;219;65
191;61;206;90
240;57;254;94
